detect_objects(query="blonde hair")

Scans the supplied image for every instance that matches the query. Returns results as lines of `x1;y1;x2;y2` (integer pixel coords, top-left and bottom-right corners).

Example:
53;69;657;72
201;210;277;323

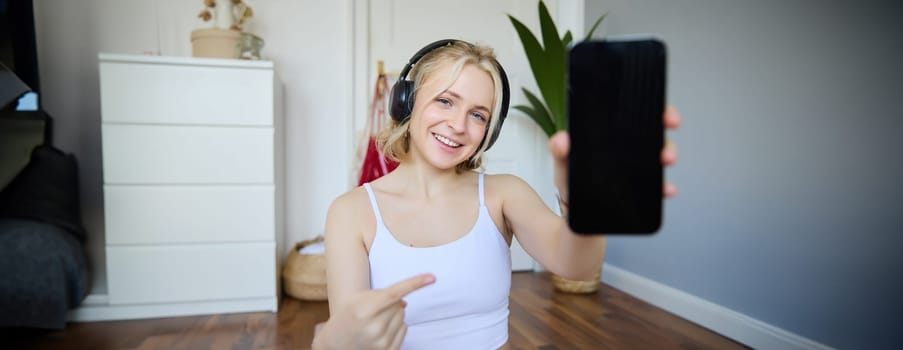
378;41;505;172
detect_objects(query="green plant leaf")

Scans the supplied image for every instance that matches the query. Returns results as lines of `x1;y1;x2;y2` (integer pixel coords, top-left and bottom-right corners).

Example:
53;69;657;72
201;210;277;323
514;105;555;137
584;14;606;41
509;14;559;125
521;88;556;136
537;0;566;130
562;30;573;48
508;15;549;80
538;1;564;59
509;1;596;137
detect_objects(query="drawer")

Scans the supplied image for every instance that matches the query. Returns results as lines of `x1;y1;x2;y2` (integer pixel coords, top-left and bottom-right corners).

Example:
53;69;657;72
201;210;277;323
99;60;274;126
106;242;276;305
105;185;274;245
102;124;273;184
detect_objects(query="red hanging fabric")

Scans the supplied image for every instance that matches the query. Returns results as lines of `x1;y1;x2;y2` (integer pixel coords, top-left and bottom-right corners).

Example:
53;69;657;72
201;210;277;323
357;74;398;186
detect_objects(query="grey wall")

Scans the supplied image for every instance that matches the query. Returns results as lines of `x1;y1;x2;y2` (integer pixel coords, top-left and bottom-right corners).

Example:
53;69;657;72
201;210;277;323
586;0;903;348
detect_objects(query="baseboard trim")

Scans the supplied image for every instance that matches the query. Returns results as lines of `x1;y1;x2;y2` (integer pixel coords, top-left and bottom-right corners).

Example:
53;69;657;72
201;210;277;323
69;295;277;322
602;263;833;350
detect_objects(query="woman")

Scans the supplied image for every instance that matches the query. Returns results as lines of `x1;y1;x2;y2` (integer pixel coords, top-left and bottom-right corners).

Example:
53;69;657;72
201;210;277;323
313;40;680;349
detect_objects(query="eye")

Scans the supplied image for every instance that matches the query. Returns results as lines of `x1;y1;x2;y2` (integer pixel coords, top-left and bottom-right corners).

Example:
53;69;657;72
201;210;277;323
471;112;487;122
437;97;452;106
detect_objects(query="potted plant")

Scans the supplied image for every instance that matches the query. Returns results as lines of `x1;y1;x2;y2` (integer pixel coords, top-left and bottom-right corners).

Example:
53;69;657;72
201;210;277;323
508;0;604;136
508;1;606;293
191;0;254;59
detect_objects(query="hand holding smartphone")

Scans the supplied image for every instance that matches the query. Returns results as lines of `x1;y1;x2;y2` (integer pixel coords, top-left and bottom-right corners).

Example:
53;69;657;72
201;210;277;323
567;38;667;234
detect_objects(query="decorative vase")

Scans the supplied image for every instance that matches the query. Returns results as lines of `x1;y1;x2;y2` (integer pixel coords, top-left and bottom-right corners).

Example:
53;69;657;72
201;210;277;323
238;32;264;60
213;0;234;30
191;28;241;59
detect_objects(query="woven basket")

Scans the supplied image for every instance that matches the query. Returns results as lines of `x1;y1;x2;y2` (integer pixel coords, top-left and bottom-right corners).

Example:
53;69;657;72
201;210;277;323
282;236;327;301
552;272;601;294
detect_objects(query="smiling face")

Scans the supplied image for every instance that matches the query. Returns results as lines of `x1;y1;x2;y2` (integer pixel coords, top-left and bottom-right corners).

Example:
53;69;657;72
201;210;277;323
407;62;496;170
378;41;506;171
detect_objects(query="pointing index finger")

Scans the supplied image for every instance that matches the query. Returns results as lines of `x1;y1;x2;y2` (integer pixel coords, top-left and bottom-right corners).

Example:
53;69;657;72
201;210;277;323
380;273;435;305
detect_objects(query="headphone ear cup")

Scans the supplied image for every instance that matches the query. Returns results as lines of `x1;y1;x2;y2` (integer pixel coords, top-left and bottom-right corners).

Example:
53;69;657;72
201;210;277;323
389;80;415;122
483;61;510;150
485;114;506;149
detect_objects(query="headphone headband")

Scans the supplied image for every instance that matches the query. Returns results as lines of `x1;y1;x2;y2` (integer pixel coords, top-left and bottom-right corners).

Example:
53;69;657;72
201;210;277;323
397;39;457;83
388;39;510;150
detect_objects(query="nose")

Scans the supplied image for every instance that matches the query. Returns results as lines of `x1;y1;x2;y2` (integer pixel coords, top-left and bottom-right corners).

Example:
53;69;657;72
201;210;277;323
446;110;468;133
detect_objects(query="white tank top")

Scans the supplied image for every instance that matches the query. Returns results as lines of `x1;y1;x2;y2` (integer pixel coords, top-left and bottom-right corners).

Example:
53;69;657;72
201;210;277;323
364;173;511;350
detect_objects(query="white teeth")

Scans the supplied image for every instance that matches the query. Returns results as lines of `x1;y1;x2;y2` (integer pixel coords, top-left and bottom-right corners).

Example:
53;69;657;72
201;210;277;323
433;133;461;147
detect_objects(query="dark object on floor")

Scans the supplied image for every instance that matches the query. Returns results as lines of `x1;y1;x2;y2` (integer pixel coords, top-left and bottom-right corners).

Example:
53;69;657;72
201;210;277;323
0;116;89;329
1;0;88;329
0;145;86;241
0;218;88;329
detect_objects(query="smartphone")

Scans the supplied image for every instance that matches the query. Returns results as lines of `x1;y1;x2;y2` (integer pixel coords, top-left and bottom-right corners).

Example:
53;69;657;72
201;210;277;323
567;38;666;234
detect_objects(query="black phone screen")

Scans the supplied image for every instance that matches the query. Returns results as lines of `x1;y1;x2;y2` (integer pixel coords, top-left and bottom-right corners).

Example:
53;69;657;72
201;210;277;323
567;39;666;234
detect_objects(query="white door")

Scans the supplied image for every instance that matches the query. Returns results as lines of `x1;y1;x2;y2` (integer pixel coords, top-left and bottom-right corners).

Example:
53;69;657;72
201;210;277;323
355;0;582;271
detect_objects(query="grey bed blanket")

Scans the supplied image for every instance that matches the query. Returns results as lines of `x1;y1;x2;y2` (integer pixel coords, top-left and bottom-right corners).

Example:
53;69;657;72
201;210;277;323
0;219;88;329
0;145;89;329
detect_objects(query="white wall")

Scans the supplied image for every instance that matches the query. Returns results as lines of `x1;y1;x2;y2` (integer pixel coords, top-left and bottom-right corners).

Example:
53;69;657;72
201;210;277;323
34;0;355;294
587;0;903;348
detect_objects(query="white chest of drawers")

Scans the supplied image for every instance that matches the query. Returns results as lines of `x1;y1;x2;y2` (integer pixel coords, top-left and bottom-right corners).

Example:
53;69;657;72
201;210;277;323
98;54;283;319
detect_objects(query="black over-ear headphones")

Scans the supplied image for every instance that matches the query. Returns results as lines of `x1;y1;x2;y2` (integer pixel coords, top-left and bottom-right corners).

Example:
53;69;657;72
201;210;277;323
388;39;510;150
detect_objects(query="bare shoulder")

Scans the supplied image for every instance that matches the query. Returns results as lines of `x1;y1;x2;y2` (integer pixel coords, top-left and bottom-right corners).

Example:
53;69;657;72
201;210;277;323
329;186;371;215
484;173;536;197
325;186;374;240
483;173;544;217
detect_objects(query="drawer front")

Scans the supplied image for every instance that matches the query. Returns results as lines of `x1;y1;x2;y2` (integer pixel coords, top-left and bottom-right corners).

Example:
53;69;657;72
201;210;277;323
99;61;273;126
106;243;276;305
102;124;273;184
105;185;274;245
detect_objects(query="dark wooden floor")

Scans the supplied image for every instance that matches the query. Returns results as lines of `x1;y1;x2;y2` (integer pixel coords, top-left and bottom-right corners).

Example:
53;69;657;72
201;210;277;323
4;272;748;349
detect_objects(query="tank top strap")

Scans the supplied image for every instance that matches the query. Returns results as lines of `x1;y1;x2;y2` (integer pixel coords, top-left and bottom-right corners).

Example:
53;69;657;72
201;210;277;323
478;172;486;208
362;183;384;225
